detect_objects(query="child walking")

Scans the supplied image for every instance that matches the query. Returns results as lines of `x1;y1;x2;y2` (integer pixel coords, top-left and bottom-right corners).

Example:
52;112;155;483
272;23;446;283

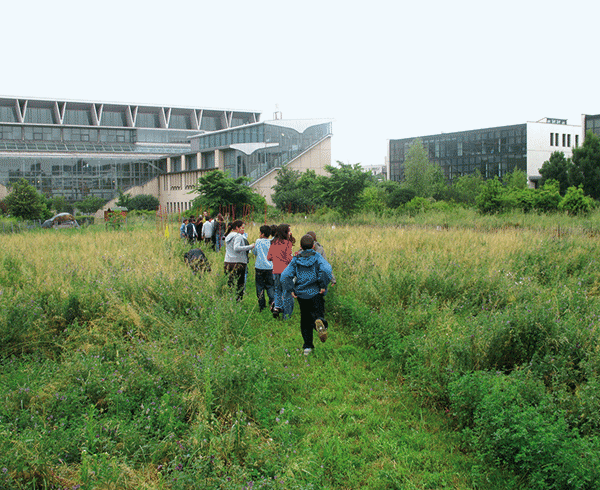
252;225;275;312
281;234;333;355
223;220;254;301
267;223;294;319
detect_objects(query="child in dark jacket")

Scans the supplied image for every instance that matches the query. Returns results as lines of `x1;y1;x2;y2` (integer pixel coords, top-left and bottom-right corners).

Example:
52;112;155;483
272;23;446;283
281;234;333;355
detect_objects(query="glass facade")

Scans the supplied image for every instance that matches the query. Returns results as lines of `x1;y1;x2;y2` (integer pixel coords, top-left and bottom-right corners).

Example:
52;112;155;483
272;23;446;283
194;120;333;181
389;124;527;182
0;155;167;201
0;97;260;202
584;114;600;138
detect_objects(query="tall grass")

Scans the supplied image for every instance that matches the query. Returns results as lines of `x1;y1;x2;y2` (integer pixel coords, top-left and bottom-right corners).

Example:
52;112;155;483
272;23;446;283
1;215;600;488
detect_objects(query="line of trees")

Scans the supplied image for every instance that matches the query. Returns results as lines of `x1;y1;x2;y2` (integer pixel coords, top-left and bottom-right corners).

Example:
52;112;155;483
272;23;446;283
5;131;600;221
271;132;600;217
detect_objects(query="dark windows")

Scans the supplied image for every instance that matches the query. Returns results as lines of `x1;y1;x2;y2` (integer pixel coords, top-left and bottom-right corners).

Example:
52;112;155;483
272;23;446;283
136;111;160;128
101;110;127;127
64;108;92;126
389;124;527;183
24;106;54;124
0;105;17;123
170;114;191;130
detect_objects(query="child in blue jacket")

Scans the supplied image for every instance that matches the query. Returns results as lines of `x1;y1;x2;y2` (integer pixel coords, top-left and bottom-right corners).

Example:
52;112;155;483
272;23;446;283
281;234;333;355
252;225;275;312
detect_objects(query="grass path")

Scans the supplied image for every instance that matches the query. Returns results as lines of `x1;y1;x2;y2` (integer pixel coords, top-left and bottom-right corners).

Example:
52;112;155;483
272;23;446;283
248;305;512;490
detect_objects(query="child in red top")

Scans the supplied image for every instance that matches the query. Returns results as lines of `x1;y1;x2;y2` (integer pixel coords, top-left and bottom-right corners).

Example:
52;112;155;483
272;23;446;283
267;223;294;319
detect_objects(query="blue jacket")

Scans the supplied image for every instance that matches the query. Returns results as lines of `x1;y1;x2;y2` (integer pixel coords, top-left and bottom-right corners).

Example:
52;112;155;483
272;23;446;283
281;249;332;299
252;238;273;270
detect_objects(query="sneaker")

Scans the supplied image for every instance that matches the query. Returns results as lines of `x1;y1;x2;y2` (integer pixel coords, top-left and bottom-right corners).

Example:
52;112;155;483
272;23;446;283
303;348;313;356
316;319;327;343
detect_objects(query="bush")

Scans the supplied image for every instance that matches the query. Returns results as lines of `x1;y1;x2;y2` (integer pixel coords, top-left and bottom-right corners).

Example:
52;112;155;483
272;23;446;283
128;194;160;211
534;180;561;213
449;371;600;489
559;186;595;216
476;177;512;214
405;196;432;215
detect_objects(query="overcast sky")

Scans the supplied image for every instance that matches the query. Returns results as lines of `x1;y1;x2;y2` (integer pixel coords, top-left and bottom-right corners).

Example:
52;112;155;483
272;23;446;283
3;0;599;168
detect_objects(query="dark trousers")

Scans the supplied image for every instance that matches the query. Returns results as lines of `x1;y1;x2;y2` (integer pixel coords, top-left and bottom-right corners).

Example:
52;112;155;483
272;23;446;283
224;262;247;301
296;294;328;350
255;269;275;311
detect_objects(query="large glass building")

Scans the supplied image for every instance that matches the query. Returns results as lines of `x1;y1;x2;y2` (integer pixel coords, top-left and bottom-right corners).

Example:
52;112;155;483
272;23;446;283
0;96;260;202
158;119;334;212
190;119;332;181
389;118;581;186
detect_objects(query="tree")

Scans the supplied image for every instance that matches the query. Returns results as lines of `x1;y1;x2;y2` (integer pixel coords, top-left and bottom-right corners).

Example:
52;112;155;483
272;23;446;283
539;152;571;195
321;162;370;215
128;194;159;211
402;139;446;198
428;163;448;200
50;196;73;214
76;195;106;214
451;170;484;205
191;170;265;217
569;131;600;199
271;167;323;212
4;178;51;220
116;190;132;209
503;168;528;190
359;186;386;213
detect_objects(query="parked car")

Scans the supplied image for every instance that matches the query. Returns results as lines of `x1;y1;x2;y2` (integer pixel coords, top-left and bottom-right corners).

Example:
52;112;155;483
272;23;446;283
42;213;80;229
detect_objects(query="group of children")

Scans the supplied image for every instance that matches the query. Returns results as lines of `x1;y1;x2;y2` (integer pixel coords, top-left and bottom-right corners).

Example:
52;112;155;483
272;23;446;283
222;221;333;356
180;213;227;251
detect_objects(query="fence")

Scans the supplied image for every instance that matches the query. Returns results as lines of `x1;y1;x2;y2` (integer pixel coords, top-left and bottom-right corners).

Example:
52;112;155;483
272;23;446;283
0;219;42;234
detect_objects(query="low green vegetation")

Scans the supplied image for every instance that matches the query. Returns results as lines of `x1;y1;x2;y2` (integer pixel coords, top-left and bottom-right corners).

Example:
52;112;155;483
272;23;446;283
1;214;600;488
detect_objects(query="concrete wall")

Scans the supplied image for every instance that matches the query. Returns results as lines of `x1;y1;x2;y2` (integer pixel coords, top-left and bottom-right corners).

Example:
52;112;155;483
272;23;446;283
526;121;582;183
95;177;161;220
157;169;214;215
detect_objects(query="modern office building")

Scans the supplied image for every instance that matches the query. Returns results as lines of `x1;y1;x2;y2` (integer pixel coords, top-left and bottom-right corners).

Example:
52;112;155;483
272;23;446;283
0;96;260;202
388;118;582;187
158;118;333;211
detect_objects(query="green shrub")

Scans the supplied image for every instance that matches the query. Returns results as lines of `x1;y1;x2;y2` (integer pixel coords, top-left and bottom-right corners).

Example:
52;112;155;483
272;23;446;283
449;371;600;489
559;186;596;216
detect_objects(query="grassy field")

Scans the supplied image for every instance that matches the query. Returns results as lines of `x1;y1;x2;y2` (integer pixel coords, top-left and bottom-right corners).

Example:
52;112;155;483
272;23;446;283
1;216;600;489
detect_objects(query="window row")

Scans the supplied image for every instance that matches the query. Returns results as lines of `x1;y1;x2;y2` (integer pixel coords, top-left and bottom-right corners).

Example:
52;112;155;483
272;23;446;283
0;125;134;143
550;132;579;148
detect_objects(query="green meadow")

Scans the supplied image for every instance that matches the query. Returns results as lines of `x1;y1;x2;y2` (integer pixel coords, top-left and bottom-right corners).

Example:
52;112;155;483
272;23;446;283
2;213;600;489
